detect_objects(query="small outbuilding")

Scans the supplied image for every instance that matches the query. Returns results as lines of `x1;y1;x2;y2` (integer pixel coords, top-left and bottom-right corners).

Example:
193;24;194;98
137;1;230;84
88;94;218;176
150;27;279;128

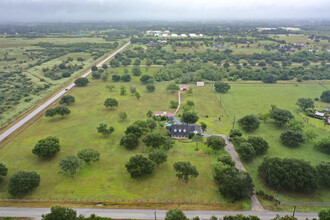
196;81;204;87
179;85;190;91
315;111;325;118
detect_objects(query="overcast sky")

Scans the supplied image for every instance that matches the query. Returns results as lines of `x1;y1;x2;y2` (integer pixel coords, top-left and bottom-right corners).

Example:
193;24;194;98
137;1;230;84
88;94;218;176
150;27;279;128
1;0;330;23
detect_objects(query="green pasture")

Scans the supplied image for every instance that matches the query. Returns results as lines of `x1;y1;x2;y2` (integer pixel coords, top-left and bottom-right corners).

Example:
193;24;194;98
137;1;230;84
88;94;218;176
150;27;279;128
0;77;231;205
220;82;330;204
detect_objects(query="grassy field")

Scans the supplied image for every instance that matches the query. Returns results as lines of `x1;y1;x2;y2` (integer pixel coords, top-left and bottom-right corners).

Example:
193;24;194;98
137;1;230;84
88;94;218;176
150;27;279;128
1;71;253;208
220;82;330;206
0;60;329;210
0;37;125;128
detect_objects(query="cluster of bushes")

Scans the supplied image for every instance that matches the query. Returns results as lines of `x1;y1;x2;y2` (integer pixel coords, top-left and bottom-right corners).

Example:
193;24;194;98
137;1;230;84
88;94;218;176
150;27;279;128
42;57;83;80
258;157;329;192
213;155;254;201
230;129;269;162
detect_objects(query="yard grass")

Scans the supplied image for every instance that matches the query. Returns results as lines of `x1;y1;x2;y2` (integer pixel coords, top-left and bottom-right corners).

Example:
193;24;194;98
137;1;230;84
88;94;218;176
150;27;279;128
220;82;330;204
0;75;242;207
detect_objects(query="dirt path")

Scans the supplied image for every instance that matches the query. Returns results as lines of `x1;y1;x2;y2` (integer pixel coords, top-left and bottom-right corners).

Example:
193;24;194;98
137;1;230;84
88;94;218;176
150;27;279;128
207;134;264;211
173;91;181;116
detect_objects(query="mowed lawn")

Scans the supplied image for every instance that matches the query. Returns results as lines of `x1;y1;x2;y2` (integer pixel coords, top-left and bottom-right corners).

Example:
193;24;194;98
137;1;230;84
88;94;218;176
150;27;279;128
220;83;330;204
0;77;220;203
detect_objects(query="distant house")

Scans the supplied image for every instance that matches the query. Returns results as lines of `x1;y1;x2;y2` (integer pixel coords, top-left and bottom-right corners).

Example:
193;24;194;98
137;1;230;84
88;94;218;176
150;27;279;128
326;118;330;125
167;124;202;139
189;34;197;37
180;85;190;91
315;111;325;118
154;111;174;117
213;43;223;48
162;34;168;37
196;81;204;87
171;34;178;37
199;34;204;37
294;42;306;47
181;34;187;37
324;107;330;113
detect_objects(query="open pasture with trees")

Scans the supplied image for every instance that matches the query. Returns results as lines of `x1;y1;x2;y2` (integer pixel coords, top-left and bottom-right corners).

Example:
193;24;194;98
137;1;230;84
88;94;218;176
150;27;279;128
220;82;330;207
0;36;122;128
0;70;244;207
0;22;329;210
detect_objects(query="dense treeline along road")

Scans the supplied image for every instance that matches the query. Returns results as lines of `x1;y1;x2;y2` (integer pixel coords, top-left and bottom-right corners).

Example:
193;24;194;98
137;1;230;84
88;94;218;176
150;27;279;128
0;42;130;144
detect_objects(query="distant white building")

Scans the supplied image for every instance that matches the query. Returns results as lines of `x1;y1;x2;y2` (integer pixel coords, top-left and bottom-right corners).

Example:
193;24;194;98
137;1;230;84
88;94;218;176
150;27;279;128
164;30;170;33
315;111;325;117
181;34;187;37
199;34;204;37
162;34;168;37
189;34;197;37
196;82;205;87
171;34;178;37
280;27;301;31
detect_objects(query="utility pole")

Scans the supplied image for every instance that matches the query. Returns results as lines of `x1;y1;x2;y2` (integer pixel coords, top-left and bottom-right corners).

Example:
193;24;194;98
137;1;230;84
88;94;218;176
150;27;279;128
154;210;157;220
232;116;236;129
293;206;296;217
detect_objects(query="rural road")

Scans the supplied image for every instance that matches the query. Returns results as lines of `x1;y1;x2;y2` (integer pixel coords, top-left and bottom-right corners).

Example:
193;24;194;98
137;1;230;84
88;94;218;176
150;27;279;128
0;207;318;220
0;42;130;144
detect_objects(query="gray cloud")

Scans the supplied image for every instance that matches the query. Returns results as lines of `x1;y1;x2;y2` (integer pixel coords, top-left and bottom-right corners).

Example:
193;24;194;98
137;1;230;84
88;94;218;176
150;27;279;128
0;0;329;22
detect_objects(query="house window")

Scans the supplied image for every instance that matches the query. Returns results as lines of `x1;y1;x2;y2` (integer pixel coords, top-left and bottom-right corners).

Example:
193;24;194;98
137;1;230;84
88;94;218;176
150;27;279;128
179;129;182;132
174;129;177;132
183;129;186;132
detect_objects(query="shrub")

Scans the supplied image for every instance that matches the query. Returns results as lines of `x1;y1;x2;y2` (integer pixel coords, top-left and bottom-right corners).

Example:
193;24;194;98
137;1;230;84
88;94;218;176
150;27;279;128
236;142;256;162
74;77;89;87
9;171;40;196
32;136;60;159
258;157;318;192
280;130;305;147
247;136;269;155
237;115;260;132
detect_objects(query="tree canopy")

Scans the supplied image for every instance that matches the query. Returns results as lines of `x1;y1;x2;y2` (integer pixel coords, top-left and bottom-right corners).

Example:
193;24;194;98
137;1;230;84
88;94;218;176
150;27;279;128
214;81;231;93
148;150;167;166
269;106;294;126
258;157;318;192
206;135;226;152
120;133;139;150
173;161;199;182
237;115;260;132
0;163;8;177
104;98;118;109
280;130;305;147
247;136;269;155
59;95;75;106
125;155;155;178
59;156;83;177
32;136;61;159
296;98;314;111
97;123;114;136
74;77;89;87
320;90;330;103
9;171;40;196
77;148;100;165
181;112;199;124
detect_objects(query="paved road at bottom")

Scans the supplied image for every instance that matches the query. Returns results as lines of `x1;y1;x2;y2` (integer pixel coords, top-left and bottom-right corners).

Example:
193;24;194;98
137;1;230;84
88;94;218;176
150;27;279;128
0;207;318;220
0;42;130;144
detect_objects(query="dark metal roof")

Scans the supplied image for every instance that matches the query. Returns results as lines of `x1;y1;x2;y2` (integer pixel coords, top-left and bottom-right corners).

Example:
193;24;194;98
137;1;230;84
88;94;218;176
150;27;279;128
167;124;201;137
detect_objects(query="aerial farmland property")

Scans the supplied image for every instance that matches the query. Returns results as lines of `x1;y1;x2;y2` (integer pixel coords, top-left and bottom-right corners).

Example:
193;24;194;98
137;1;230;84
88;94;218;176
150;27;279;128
0;21;329;219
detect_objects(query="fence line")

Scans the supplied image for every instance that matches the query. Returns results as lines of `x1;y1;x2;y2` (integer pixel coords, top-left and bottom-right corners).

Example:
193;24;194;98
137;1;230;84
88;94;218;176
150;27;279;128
298;112;329;133
281;201;330;207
